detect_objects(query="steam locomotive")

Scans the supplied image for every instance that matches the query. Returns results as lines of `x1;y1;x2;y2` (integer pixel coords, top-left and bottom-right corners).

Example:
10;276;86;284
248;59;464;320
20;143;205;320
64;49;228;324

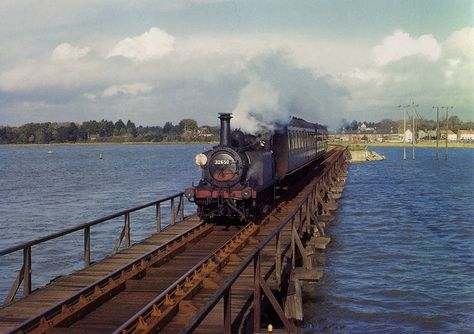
185;113;327;222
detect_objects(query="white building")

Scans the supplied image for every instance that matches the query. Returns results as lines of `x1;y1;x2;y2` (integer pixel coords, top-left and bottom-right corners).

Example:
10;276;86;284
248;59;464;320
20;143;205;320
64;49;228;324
458;130;474;141
403;129;413;142
440;130;457;141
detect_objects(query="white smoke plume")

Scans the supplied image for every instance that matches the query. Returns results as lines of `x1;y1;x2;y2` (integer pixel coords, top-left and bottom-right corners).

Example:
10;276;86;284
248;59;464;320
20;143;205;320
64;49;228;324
231;75;288;134
231;53;348;133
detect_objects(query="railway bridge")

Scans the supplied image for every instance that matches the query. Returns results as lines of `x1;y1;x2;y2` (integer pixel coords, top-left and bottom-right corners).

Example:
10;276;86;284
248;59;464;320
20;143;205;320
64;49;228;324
0;148;349;334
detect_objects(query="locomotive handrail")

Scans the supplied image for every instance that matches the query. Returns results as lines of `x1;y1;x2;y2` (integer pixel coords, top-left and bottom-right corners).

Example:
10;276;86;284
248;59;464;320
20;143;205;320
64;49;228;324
1;191;187;305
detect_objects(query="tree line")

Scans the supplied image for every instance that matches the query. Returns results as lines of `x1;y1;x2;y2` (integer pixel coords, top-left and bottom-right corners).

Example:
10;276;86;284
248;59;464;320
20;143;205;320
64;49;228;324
0;118;219;144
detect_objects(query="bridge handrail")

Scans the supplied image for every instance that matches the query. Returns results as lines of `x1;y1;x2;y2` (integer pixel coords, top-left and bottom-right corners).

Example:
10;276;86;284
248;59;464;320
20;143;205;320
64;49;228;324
1;191;187;305
180;148;348;333
0;192;184;257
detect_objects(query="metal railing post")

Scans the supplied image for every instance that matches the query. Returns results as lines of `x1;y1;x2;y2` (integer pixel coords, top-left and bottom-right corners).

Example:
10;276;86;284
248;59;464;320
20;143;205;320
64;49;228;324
23;246;31;297
291;217;296;269
156;203;162;232
171;198;176;225
275;231;282;289
224;287;232;334
124;212;131;248
180;194;185;221
84;226;91;267
253;251;261;332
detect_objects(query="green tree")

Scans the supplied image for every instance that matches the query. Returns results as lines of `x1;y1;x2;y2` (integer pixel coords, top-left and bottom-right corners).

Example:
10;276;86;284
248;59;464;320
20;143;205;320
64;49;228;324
449;115;461;131
178;119;198;134
126;120;137;137
163;122;174;134
114;119;126;136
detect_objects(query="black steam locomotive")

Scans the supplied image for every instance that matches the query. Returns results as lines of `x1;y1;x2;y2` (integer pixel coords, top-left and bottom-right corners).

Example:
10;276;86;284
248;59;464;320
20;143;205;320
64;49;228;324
185;113;327;222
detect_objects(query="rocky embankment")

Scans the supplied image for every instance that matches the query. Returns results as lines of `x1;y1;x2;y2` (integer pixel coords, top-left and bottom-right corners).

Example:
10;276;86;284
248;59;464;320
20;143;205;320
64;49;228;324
349;148;385;162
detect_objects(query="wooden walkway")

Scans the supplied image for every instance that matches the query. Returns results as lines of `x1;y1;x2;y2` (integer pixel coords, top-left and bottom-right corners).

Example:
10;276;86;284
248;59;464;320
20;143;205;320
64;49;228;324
0;216;202;333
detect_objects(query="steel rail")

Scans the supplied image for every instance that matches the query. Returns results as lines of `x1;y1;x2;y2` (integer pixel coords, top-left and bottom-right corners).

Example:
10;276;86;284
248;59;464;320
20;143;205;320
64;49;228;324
8;221;211;334
113;222;260;334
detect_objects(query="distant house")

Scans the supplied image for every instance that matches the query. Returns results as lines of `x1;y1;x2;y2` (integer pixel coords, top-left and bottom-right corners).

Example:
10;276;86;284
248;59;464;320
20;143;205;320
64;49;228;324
197;126;213;138
439;129;457;141
418;129;437;140
458;129;474;141
418;130;427;140
404;129;413;142
358;123;375;131
333;128;394;143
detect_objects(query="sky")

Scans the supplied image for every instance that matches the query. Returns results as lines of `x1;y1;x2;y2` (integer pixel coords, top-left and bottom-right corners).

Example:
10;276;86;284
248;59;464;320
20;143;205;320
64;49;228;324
0;0;472;129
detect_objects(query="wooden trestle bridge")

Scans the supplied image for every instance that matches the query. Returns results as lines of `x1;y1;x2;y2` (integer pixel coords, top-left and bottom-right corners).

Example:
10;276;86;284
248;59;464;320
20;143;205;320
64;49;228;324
0;148;349;334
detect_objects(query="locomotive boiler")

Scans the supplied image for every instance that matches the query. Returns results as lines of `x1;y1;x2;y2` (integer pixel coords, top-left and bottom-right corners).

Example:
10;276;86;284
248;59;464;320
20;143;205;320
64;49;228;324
185;113;327;222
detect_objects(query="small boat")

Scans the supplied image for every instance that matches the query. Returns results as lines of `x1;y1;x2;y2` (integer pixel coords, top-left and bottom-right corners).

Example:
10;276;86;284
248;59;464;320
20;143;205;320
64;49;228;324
47;150;54;154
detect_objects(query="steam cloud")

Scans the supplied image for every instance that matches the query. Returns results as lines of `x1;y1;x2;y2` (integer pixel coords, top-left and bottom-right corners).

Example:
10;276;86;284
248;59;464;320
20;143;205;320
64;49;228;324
231;53;349;133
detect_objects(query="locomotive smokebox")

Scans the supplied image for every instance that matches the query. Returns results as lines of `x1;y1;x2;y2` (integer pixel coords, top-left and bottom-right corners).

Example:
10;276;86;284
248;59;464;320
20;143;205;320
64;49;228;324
218;113;232;147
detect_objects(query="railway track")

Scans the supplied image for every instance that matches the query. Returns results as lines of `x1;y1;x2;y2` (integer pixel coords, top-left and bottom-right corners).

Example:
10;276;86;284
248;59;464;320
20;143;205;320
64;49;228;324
8;220;257;333
7;149;345;334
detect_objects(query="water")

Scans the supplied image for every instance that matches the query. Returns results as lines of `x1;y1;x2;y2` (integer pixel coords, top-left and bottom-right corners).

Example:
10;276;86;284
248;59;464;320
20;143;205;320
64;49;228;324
0;144;208;301
303;147;474;333
0;145;473;333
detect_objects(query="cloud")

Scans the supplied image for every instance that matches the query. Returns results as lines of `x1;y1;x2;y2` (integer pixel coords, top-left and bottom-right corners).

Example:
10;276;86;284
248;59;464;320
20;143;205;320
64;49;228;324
232;75;282;133
373;30;441;66
232;53;349;131
51;43;90;61
157;0;230;11
102;83;152;97
1;27;472;127
347;67;385;84
443;26;474;60
107;27;175;62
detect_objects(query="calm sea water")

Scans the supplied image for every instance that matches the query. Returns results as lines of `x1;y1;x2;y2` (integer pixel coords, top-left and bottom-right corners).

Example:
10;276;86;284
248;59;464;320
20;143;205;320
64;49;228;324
0;145;473;333
303;147;474;333
0;144;208;301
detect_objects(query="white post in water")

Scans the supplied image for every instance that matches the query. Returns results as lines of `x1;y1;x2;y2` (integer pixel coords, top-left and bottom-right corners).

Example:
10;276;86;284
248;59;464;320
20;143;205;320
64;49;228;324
398;105;408;160
433;106;440;160
443;106;453;160
411;102;419;160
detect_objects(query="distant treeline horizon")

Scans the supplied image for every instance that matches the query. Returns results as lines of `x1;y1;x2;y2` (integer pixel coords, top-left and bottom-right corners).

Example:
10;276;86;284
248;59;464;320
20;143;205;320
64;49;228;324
1;115;473;144
0;118;220;144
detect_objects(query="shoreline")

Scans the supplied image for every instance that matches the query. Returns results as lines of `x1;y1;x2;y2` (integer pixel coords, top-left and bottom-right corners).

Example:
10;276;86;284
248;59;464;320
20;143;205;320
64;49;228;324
2;141;473;149
0;141;218;147
330;141;474;149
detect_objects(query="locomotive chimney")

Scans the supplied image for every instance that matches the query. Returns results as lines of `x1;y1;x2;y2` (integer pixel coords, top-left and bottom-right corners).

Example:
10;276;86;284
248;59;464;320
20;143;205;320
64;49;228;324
218;113;232;147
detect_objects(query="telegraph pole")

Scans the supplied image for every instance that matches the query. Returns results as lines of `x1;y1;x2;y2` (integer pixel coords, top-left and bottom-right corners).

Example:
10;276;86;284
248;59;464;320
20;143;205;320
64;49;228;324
433;106;440;160
443;106;453;160
398;105;409;160
411;102;419;160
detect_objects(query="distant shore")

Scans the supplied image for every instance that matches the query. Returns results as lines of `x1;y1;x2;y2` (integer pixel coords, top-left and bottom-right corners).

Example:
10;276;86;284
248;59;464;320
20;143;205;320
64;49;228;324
329;141;474;149
0;141;218;147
